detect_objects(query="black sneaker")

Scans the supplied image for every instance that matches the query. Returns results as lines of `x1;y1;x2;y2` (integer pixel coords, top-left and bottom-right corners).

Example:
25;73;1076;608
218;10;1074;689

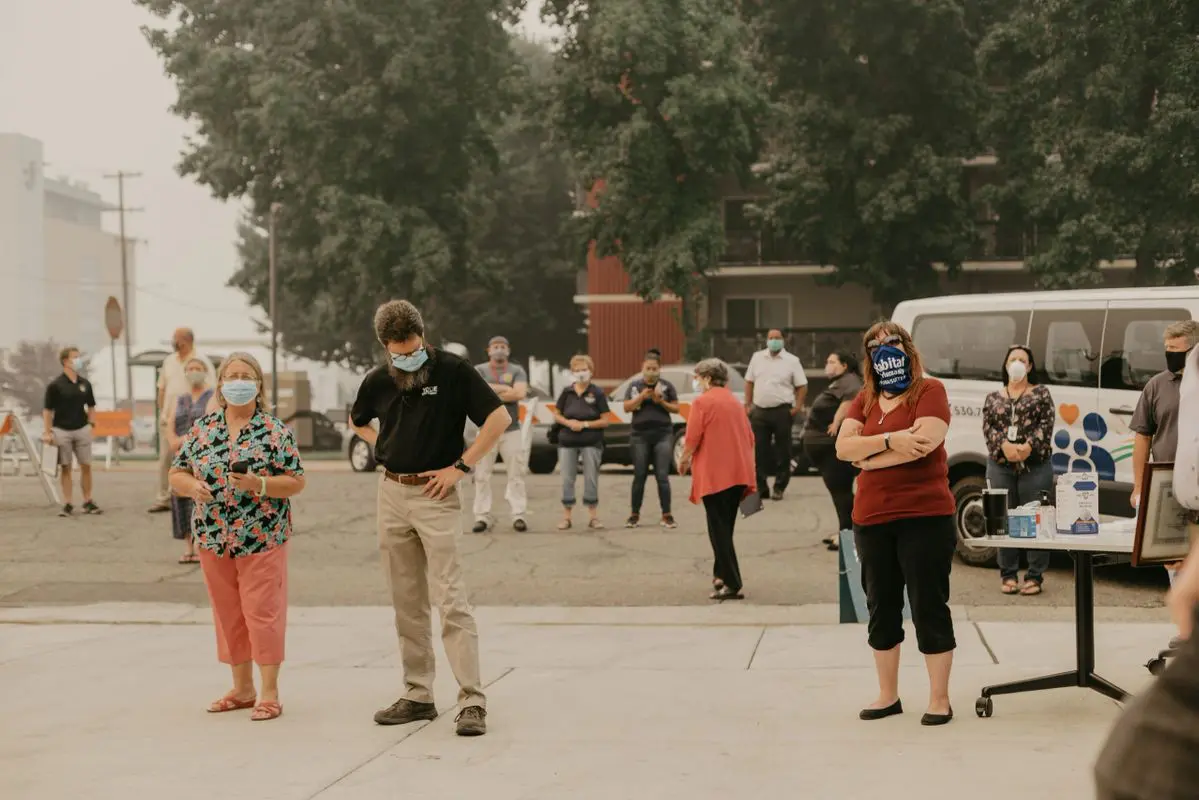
660;514;678;529
513;519;528;532
625;513;640;528
58;503;74;517
373;698;438;726
82;500;102;515
455;705;487;736
771;488;785;501
471;520;489;534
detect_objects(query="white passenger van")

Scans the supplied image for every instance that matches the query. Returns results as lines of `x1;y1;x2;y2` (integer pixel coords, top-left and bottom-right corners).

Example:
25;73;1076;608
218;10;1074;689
892;287;1199;566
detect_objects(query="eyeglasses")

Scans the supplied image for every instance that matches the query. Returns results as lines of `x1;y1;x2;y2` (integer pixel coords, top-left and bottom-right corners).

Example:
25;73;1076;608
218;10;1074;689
866;334;903;351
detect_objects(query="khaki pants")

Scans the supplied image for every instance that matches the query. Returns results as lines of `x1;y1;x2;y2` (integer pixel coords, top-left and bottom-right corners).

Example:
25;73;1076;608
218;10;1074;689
378;477;484;709
155;421;172;504
472;428;528;524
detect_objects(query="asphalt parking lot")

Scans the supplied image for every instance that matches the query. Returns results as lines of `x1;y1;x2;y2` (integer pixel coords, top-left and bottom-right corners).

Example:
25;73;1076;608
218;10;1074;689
0;464;1172;616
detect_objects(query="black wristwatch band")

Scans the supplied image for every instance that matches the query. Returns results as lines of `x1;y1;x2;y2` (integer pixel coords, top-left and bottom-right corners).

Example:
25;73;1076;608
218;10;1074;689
454;458;472;474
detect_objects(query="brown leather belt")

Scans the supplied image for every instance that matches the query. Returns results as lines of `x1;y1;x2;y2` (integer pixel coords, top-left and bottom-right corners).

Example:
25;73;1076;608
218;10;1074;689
384;470;431;486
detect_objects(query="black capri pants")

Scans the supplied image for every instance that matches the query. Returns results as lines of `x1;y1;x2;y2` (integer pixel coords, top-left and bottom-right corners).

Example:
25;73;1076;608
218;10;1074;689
854;514;956;655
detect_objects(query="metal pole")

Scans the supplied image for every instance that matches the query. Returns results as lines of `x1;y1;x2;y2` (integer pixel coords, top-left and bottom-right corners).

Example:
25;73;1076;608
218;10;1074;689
110;338;119;409
116;174;134;413
268;203;280;409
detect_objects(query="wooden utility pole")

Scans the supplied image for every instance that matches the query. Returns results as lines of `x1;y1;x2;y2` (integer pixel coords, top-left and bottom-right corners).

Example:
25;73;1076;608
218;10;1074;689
102;171;142;413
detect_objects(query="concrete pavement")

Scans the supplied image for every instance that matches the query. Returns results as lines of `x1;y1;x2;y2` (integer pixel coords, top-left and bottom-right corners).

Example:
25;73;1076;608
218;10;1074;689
0;602;1165;799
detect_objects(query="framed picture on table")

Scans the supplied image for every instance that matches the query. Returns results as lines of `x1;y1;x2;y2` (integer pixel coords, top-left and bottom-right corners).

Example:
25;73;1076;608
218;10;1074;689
1132;462;1195;566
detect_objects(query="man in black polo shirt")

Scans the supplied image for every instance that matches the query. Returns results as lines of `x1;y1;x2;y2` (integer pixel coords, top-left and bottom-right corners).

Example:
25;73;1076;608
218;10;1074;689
349;300;511;737
41;346;101;517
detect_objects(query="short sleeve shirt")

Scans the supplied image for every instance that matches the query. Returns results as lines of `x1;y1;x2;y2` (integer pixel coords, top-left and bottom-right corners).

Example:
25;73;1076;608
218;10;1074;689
804;373;863;443
1131;370;1182;462
847;379;954;527
625;378;678;431
745;349;808;408
350;350;503;474
171;408;305;558
475;361;528;432
43;373;97;431
555;384;610;447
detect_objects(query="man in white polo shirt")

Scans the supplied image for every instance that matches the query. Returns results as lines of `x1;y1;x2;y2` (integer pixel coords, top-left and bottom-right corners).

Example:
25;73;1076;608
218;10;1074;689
744;329;807;501
148;328;215;512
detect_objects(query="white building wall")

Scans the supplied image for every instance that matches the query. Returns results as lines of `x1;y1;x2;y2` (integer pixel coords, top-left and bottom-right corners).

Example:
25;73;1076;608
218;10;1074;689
0;133;47;348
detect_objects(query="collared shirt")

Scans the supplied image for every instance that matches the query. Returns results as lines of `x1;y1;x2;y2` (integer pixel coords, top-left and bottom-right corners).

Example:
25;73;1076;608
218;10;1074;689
1131;370;1182;462
624;378;678;431
171;408;304;558
745;348;807;409
475;360;528;432
350;349;503;474
555;383;609;447
43;372;96;431
1175;350;1199;510
158;349;216;424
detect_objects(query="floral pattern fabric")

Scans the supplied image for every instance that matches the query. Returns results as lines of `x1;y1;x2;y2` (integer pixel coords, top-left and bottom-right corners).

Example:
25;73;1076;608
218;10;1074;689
171;408;304;557
982;384;1055;472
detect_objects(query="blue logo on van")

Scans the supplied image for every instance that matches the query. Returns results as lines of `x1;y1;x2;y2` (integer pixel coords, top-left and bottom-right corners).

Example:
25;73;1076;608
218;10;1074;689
1052;412;1115;480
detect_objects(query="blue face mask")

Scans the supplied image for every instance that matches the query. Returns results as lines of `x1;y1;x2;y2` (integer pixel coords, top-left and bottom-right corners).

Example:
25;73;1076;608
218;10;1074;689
767;339;784;353
221;380;259;406
391;347;429;373
871;345;912;393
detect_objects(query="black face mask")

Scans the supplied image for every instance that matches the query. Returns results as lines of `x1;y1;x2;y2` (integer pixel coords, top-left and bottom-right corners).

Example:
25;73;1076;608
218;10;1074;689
1166;348;1191;373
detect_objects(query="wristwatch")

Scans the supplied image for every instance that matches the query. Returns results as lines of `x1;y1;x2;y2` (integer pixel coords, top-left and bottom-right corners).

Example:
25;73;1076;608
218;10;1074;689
583;421;590;429
883;432;892;451
454;458;472;474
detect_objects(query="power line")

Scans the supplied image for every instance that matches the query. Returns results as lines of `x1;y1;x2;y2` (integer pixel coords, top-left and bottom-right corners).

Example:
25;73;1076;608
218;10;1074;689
102;171;142;412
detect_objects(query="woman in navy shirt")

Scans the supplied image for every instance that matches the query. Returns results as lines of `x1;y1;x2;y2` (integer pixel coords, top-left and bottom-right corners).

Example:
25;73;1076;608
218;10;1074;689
552;354;611;529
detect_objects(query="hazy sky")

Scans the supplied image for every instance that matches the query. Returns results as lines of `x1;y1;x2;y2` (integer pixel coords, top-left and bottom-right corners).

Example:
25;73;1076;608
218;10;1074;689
0;0;553;350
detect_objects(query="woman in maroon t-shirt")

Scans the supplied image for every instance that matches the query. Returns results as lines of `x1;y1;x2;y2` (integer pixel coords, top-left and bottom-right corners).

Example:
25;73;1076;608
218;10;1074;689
836;321;957;726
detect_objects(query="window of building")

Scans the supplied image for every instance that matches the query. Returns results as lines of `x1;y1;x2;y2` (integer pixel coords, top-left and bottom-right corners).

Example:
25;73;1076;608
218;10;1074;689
1100;308;1191;391
1028;309;1106;388
912;311;1030;380
724;297;790;331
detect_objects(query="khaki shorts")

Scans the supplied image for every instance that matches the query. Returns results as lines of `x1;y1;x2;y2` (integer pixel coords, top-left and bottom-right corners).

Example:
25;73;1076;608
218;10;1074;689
54;426;94;467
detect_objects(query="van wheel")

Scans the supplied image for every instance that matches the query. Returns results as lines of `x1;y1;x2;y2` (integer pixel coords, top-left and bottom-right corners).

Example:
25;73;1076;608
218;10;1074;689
349;436;377;473
671;429;686;475
953;474;996;567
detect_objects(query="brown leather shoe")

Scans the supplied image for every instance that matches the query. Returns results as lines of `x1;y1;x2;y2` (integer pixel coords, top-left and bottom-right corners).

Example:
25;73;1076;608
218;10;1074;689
455;706;487;736
373;698;437;726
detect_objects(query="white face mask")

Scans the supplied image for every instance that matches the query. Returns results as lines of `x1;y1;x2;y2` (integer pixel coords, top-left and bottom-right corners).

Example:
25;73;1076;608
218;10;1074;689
1007;360;1028;382
573;370;591;384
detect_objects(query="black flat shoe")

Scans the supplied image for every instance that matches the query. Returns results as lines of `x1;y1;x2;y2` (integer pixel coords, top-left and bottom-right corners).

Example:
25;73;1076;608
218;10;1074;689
859;699;903;720
920;707;954;726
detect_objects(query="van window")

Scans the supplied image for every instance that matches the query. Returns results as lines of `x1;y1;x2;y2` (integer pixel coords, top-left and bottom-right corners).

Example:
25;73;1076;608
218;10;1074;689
912;312;1030;381
1101;308;1192;391
1029;309;1105;388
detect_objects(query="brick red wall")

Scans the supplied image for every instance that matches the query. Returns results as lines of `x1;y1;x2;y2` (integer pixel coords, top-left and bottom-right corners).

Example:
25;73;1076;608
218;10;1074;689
588;301;684;381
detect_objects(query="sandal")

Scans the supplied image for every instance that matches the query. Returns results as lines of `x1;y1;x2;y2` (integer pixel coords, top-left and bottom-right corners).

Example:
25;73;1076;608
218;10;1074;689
1020;581;1043;596
1001;579;1019;595
250;701;283;721
208;693;256;713
178;554;200;564
557;519;572;531
709;586;744;601
587;519;604;529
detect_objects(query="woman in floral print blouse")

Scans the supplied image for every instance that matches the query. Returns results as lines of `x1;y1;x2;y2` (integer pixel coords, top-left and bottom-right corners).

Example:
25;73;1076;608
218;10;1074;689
169;351;306;722
982;345;1055;596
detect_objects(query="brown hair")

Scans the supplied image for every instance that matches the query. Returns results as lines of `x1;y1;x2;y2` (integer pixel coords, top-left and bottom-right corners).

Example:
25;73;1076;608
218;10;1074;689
59;346;78;364
859;320;928;414
570;354;595;372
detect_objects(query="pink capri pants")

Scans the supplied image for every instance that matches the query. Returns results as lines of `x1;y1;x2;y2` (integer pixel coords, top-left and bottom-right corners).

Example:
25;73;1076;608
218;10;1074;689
199;542;289;665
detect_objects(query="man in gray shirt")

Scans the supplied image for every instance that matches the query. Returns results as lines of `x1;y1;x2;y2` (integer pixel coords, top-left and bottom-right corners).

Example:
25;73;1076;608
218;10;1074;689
1131;320;1199;507
472;336;530;532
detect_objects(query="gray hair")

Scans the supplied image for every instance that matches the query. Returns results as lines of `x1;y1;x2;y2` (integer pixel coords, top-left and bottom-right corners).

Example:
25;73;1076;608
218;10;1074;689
694;358;730;387
1164;320;1199;348
215;351;270;412
374;300;425;346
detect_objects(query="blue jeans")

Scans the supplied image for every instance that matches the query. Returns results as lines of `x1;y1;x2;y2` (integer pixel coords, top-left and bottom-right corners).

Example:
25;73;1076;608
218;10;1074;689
986;460;1053;583
630;428;673;515
560;446;602;507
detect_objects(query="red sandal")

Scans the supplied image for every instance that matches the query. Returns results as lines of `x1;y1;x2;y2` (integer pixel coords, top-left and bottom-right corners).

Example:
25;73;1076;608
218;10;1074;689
250;701;283;721
208;694;256;713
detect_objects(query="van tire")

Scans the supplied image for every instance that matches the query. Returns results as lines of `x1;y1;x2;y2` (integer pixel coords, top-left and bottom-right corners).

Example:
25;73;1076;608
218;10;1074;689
952;474;996;568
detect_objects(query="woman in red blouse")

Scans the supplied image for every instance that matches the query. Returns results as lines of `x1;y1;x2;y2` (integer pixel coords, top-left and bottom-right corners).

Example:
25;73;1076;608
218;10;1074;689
836;322;957;726
678;359;757;600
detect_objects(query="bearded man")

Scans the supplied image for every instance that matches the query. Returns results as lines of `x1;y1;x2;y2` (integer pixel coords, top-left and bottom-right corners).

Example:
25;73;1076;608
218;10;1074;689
349;299;511;737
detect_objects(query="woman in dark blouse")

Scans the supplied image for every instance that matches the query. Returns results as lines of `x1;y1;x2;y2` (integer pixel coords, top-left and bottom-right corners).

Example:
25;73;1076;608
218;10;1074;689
168;356;215;564
803;350;864;551
552;354;611;530
982;345;1055;596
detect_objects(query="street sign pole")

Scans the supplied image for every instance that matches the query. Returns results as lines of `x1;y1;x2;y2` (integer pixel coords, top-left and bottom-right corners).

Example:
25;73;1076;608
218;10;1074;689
104;297;126;467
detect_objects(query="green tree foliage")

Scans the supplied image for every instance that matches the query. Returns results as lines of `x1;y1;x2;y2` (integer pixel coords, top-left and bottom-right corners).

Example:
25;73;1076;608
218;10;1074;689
982;0;1199;287
0;341;77;416
749;0;983;311
545;0;766;348
139;0;581;367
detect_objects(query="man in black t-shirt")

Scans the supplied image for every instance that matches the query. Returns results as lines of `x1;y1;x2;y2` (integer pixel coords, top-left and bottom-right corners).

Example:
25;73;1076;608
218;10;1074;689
41;346;101;517
349;300;511;738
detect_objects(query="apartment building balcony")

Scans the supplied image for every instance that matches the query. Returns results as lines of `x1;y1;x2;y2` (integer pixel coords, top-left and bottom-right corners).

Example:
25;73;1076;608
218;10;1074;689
709;327;863;371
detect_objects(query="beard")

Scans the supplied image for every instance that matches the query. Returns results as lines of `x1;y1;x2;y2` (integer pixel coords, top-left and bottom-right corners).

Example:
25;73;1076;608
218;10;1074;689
389;362;431;393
